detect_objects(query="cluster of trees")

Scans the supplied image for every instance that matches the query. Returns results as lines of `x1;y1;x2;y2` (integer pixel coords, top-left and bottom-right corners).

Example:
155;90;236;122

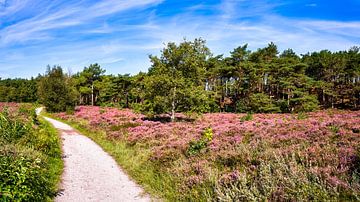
0;78;37;102
1;39;359;117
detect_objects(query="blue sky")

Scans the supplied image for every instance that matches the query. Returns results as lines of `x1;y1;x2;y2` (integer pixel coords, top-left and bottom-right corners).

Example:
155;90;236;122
0;0;359;78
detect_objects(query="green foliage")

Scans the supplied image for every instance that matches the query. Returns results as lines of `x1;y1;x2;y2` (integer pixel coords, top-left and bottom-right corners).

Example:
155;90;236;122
187;128;213;156
37;65;77;112
297;112;308;120
329;124;340;134
2;40;359;113
0;112;28;143
0;78;38;103
182;86;218;113
291;94;320;112
248;93;281;113
0;146;52;201
143;38;212;120
240;113;253;122
75;63;106;106
0;106;62;201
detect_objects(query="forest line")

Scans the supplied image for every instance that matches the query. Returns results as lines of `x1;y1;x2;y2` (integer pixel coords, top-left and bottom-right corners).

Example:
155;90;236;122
1;39;359;118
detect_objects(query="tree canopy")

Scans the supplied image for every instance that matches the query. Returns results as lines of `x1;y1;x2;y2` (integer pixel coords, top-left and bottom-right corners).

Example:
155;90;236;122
2;39;359;115
37;65;77;112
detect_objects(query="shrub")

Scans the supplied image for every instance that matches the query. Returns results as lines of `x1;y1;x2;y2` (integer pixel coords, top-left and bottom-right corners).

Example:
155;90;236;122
0;145;53;201
240;113;253;122
0;104;62;201
0;112;28;143
187;128;213;156
297;111;308;120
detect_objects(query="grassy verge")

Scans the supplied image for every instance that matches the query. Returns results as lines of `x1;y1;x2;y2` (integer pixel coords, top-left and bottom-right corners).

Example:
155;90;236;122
44;113;179;201
38;116;64;196
0;104;63;201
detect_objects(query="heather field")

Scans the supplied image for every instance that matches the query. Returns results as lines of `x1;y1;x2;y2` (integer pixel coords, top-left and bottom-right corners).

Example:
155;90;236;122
53;106;360;201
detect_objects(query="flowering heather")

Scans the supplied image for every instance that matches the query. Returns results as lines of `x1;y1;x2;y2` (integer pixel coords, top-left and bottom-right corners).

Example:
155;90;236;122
55;106;360;200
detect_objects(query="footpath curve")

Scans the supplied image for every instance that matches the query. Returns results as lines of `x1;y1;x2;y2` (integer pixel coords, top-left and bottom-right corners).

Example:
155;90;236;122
37;108;150;202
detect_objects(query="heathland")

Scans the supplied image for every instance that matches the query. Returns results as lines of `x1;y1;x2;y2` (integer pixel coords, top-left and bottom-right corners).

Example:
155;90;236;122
1;39;359;201
51;106;360;201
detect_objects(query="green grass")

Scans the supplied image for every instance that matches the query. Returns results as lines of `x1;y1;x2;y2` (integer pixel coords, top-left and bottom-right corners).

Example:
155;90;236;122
38;116;64;196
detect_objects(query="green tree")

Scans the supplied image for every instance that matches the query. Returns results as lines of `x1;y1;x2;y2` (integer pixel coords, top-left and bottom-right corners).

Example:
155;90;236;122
75;63;105;106
37;65;76;112
144;38;212;121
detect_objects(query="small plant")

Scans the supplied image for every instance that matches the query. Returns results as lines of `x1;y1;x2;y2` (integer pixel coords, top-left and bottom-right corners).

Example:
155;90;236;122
297;112;308;120
66;106;75;115
0;113;28;143
187;128;213;156
240;113;253;122
329;125;340;134
203;127;213;142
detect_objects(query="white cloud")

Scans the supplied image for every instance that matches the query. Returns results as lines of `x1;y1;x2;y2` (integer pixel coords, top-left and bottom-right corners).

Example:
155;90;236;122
0;0;163;45
138;0;359;55
0;0;359;78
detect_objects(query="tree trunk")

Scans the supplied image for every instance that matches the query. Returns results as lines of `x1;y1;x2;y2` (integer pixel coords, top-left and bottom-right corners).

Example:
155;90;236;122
125;92;129;108
91;83;94;106
225;80;228;96
287;89;290;106
171;86;176;122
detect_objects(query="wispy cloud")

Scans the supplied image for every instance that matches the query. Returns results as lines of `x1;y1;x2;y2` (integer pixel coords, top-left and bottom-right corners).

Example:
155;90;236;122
138;1;359;55
0;0;163;45
0;0;30;17
0;0;359;78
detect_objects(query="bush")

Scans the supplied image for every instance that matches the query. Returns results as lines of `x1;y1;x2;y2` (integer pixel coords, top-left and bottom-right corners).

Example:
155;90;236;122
0;146;53;201
240;113;253;122
0;104;62;201
0;112;28;143
187;128;213;156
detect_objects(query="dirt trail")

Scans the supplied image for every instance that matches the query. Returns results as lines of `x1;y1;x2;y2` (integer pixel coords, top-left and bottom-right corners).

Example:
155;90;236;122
38;109;150;202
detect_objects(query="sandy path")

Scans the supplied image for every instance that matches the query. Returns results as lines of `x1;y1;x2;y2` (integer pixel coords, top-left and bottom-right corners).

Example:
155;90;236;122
39;111;151;202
